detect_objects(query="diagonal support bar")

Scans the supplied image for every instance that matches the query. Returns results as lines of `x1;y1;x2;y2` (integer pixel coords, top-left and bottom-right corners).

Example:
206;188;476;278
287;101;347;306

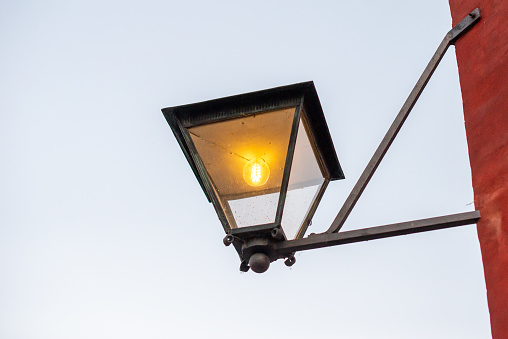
277;211;480;255
326;9;481;234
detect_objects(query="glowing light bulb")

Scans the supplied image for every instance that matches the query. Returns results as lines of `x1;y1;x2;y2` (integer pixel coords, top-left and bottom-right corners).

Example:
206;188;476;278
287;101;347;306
243;157;270;187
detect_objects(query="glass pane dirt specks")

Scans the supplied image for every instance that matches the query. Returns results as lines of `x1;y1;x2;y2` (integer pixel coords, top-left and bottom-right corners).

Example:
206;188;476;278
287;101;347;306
281;117;325;240
228;192;279;227
188;107;296;228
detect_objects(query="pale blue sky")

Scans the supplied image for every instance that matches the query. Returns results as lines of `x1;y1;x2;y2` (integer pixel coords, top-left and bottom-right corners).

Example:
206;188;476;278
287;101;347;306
0;1;491;338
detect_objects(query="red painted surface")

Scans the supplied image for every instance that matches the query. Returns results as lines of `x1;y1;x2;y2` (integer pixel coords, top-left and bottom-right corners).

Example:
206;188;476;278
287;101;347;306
449;1;508;337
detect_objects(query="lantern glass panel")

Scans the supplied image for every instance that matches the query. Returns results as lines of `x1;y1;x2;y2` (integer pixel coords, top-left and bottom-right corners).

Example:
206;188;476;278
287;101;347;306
281;117;325;239
188;107;296;228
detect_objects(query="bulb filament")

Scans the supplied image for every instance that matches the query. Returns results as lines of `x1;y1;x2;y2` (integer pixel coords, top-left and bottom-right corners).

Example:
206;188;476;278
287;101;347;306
251;164;262;183
243;157;270;187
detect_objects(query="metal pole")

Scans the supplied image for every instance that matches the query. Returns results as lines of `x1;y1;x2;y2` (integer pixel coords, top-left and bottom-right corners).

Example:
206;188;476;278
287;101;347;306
277;211;480;254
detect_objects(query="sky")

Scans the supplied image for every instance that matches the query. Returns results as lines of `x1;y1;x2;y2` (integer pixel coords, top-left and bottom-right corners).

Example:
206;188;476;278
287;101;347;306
0;1;491;338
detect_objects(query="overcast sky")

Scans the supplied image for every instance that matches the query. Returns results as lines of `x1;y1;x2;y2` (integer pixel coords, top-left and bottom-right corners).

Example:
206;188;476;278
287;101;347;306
0;1;491;338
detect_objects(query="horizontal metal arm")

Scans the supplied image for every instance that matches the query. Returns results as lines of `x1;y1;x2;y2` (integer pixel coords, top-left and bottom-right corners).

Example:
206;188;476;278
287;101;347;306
276;211;480;255
326;9;481;234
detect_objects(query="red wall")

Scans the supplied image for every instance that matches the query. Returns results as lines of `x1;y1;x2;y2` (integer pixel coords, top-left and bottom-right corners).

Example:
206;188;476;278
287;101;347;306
449;1;508;337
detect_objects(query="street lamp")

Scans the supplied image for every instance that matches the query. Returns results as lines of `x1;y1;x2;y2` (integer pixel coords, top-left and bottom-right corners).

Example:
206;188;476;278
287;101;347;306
162;8;482;273
163;82;344;272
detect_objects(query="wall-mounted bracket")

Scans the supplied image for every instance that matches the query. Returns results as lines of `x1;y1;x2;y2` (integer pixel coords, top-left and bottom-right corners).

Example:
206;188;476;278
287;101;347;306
324;8;481;235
